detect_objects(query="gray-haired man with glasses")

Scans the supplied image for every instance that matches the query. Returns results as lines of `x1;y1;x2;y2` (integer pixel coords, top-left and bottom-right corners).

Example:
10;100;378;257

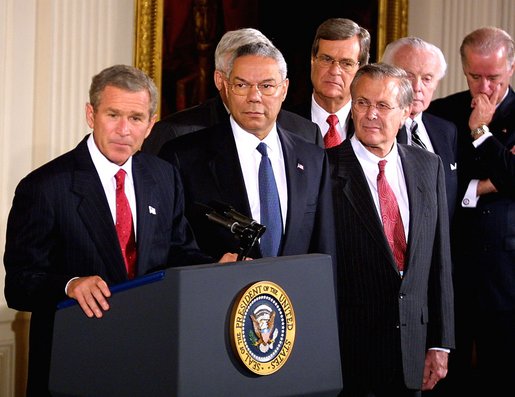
287;18;370;148
142;28;323;154
327;63;454;396
158;42;336;264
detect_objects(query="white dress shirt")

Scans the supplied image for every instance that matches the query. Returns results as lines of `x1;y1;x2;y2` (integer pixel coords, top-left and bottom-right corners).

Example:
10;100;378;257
350;135;410;239
311;95;351;142
230;116;287;231
87;134;137;236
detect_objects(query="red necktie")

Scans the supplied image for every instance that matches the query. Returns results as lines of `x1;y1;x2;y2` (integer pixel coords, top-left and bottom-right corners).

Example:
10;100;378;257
115;169;137;279
377;160;406;275
324;114;342;148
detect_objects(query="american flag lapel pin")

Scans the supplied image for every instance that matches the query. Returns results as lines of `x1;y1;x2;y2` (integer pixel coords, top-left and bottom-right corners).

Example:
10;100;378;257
297;163;304;170
148;205;156;215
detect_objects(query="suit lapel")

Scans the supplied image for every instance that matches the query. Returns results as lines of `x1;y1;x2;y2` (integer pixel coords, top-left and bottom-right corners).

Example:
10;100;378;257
397;125;408;144
132;154;160;275
277;128;308;251
336;141;395;265
422;113;449;160
206;123;253;215
71;140;127;281
398;145;428;272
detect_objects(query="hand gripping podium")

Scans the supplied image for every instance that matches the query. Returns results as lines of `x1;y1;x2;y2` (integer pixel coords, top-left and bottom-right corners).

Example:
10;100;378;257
49;254;343;396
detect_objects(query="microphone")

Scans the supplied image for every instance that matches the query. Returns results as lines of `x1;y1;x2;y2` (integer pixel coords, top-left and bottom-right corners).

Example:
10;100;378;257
193;203;247;235
208;201;257;227
194;201;265;260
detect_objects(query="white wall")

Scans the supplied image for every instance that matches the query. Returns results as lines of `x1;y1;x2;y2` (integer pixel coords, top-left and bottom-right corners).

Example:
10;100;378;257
408;0;515;99
1;0;515;395
0;1;134;395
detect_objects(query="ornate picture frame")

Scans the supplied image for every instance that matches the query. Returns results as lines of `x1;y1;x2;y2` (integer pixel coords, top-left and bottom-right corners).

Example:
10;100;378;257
134;0;408;117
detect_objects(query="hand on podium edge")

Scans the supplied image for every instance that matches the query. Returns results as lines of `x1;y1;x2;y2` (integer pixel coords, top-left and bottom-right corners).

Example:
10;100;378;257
66;275;111;318
218;252;253;263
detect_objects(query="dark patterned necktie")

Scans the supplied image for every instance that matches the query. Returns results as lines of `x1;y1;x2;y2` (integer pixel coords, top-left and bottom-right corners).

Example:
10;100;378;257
324;114;342;148
410;120;427;150
115;169;137;279
377;160;406;275
257;142;282;257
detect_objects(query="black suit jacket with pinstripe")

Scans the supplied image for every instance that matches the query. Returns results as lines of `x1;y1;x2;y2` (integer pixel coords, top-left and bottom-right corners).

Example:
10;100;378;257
4;135;211;395
327;139;455;391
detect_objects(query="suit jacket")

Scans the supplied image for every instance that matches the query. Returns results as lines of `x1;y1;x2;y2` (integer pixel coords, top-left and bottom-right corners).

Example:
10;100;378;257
427;88;515;310
327;139;454;391
397;112;458;221
142;95;324;154
158;119;336;262
3;135;211;395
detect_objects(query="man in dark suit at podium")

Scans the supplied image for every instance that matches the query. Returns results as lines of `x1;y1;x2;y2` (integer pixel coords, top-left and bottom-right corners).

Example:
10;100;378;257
142;28;323;155
159;42;336;262
3;65;236;396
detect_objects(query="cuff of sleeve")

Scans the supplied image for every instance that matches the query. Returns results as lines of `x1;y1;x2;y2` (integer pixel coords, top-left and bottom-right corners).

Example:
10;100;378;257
429;347;451;353
65;277;80;296
472;131;493;147
462;180;480;207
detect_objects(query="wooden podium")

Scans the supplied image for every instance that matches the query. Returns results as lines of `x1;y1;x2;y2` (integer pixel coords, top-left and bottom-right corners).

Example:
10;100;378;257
49;254;342;396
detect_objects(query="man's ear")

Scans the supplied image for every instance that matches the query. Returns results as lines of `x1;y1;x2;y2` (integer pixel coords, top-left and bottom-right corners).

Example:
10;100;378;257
214;70;225;91
281;78;289;101
85;103;95;129
145;114;158;139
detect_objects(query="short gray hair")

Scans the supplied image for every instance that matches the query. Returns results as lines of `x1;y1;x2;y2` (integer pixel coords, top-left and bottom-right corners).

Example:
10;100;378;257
382;36;447;80
214;28;273;74
227;42;288;81
351;63;413;108
89;64;158;118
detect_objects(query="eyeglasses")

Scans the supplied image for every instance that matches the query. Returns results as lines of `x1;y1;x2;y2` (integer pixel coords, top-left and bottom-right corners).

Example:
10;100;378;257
314;55;360;72
352;98;398;115
227;79;287;96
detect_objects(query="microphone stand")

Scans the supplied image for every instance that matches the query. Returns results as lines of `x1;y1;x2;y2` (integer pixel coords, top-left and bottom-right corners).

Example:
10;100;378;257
202;203;266;261
235;222;266;261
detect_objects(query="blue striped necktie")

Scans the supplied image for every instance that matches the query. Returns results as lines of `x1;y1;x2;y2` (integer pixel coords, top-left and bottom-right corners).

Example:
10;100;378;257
257;142;282;257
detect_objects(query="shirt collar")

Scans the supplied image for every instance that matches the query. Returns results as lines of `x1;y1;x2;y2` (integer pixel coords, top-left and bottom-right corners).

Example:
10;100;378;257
87;134;133;181
230;116;281;156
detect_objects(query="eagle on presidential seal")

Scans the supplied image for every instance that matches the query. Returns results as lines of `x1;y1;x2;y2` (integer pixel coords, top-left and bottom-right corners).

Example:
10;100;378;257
250;304;279;353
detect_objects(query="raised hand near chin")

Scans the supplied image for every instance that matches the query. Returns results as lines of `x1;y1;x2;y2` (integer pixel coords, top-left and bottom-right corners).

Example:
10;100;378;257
469;83;502;130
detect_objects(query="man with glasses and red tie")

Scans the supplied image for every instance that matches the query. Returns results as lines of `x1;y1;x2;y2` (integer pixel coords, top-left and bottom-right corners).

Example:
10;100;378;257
158;42;336;263
287;18;370;148
327;63;454;397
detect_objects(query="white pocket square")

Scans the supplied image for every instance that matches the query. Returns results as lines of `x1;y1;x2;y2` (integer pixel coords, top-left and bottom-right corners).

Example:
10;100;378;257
450;163;457;170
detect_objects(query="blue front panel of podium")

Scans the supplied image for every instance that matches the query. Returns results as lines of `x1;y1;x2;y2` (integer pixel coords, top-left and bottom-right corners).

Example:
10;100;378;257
49;254;342;397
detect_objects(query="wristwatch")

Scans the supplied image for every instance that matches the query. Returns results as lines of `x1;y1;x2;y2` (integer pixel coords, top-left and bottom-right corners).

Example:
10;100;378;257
471;124;489;139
